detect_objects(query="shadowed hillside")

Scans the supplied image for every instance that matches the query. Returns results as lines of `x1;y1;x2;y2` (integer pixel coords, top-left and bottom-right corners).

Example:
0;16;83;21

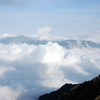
39;75;100;100
57;75;100;100
39;84;76;100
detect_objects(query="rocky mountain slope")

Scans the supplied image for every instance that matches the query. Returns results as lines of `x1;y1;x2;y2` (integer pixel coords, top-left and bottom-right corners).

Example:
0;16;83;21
39;84;76;100
39;75;100;100
0;35;48;45
0;35;100;49
57;40;100;49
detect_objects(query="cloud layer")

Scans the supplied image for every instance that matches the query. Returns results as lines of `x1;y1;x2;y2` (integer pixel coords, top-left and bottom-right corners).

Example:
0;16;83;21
0;42;100;100
37;26;51;40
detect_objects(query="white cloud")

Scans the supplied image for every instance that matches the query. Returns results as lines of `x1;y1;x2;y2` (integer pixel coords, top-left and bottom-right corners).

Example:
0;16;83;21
0;33;15;39
0;86;21;100
37;26;51;40
41;42;64;63
0;43;99;100
67;29;100;43
31;34;38;38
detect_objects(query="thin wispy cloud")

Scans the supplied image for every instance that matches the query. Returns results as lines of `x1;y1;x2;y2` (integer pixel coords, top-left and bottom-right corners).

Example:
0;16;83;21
58;8;100;12
0;0;100;39
37;26;51;40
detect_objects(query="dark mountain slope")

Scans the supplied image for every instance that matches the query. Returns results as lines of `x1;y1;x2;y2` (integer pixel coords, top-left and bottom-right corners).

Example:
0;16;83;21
57;75;100;100
39;84;76;100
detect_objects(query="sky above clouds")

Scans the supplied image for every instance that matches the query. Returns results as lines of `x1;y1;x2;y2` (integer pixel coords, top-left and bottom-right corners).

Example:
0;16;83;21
0;0;100;41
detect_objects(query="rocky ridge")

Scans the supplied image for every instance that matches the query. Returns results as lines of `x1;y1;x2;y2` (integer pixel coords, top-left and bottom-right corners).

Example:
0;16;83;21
39;75;100;100
0;35;100;49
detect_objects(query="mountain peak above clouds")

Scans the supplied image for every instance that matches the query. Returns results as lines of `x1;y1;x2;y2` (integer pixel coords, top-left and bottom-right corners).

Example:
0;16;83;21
57;39;100;49
0;35;100;49
0;35;48;45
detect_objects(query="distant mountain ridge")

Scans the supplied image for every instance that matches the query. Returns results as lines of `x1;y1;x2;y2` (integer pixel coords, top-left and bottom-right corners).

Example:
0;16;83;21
0;35;100;49
0;35;48;45
57;39;100;49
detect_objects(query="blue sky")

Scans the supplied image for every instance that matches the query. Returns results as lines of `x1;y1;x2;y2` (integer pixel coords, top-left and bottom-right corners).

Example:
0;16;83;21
0;0;100;41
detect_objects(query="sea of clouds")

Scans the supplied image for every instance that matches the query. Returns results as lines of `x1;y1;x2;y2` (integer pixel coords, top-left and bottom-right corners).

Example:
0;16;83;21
0;42;100;100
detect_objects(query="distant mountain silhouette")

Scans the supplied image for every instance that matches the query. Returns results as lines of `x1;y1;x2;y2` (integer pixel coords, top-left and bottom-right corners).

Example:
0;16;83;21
57;40;100;49
0;35;100;49
0;35;47;45
39;75;100;100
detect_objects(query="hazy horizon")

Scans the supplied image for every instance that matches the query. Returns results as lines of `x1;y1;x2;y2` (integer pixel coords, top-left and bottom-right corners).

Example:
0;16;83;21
0;0;100;42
